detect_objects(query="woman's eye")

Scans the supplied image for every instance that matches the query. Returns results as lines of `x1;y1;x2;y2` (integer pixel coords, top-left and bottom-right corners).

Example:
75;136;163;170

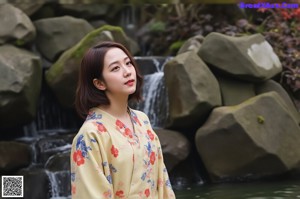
111;66;119;71
126;61;132;66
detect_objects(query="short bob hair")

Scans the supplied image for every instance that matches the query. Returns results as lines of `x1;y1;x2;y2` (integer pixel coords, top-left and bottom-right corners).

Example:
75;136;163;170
75;41;143;119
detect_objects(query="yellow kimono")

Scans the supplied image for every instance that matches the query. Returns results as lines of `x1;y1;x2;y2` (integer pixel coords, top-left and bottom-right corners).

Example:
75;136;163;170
70;107;176;199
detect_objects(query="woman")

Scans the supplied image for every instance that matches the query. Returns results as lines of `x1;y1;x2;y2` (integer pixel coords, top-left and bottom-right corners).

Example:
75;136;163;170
70;41;176;199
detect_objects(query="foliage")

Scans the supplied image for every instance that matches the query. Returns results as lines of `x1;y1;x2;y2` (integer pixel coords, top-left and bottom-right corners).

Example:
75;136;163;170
138;4;300;104
256;8;300;100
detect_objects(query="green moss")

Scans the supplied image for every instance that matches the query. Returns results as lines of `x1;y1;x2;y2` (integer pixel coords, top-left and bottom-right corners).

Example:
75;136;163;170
149;21;166;32
257;115;265;124
71;25;125;59
45;25;126;85
14;39;25;46
169;40;185;52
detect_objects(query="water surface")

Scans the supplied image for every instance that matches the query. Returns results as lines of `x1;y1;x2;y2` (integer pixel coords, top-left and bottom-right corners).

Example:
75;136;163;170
173;180;300;199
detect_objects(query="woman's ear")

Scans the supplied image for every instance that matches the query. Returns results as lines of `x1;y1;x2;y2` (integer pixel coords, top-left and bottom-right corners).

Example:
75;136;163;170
93;78;106;91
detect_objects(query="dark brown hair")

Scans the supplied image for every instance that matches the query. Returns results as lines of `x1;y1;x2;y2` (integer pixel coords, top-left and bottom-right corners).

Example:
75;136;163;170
75;41;143;118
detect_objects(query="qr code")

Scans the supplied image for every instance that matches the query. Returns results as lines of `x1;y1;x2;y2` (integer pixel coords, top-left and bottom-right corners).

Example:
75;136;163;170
1;176;23;198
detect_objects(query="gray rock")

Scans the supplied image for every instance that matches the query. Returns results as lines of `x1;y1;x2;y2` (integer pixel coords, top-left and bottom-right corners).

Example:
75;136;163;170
255;79;300;125
217;76;256;106
154;128;190;171
0;141;31;172
198;32;282;82
34;16;94;61
164;51;222;128
10;0;45;16
45;151;71;172
17;168;51;199
177;35;204;55
195;92;300;182
0;3;36;45
0;45;42;127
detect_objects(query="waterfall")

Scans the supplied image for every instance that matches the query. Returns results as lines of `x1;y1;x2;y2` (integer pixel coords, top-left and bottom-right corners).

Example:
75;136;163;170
134;57;172;127
45;170;71;199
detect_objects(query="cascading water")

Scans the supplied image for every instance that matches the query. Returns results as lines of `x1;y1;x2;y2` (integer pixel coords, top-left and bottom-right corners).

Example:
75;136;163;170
134;57;172;128
46;170;71;199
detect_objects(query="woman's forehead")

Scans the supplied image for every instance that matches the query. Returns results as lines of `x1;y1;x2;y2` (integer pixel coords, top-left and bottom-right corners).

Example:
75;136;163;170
105;47;128;61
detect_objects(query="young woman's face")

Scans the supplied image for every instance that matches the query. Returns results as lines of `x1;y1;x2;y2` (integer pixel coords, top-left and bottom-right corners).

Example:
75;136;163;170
100;47;137;97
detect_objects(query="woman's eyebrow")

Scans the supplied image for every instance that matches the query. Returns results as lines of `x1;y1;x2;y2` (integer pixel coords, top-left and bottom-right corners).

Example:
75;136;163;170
108;57;129;68
108;61;119;68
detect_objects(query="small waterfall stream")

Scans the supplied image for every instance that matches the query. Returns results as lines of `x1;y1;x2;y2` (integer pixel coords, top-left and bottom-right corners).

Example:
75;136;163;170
134;57;172;127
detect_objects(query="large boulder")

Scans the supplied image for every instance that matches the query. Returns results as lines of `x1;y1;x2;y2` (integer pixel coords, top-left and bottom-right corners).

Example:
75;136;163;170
198;32;282;82
0;45;42;127
164;51;222;129
195;92;300;182
255;80;300;125
34;16;94;61
45;25;131;108
0;3;36;45
154;128;190;171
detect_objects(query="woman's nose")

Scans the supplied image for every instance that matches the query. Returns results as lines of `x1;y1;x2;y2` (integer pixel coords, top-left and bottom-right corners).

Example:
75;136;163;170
123;66;131;77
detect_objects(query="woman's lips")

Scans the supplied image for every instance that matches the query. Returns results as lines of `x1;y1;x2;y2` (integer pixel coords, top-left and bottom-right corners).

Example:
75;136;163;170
125;79;135;86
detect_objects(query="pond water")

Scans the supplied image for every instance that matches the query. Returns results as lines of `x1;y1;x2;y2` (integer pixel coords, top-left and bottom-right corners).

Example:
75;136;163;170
173;179;300;199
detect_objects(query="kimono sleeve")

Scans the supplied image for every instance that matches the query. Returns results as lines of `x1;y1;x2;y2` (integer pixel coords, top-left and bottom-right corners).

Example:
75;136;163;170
141;112;176;198
70;130;113;199
157;142;176;199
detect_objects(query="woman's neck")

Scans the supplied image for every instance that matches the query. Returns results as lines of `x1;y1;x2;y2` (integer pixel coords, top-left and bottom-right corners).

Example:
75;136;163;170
99;94;129;118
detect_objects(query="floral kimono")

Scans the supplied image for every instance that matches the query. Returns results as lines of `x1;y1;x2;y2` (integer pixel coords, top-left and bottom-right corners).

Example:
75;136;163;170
70;107;176;199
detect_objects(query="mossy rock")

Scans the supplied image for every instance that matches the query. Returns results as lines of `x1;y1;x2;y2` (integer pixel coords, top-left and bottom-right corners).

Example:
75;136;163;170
45;25;130;108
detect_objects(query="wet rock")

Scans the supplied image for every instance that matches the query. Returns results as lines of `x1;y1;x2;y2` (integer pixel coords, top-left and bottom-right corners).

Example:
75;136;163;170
17;168;51;199
0;141;31;173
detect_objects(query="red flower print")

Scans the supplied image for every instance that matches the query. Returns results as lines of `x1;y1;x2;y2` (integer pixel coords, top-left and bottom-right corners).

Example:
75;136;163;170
103;190;112;198
116;120;125;129
116;190;125;198
125;128;133;138
111;145;119;158
150;151;156;165
73;150;85;166
144;188;150;197
72;184;76;194
134;116;141;126
97;123;107;133
147;130;154;140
